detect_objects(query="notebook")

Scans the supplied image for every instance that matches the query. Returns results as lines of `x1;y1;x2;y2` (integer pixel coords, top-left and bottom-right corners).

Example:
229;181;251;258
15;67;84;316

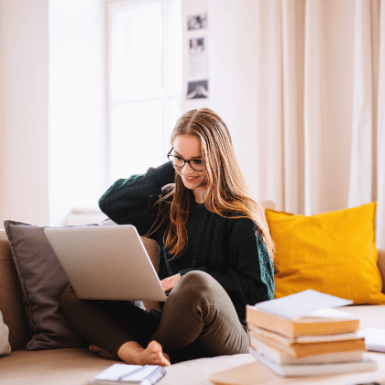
90;364;166;385
358;328;385;353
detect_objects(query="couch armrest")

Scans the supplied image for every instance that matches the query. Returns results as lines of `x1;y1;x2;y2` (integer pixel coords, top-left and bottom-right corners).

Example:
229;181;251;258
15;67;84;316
378;248;385;294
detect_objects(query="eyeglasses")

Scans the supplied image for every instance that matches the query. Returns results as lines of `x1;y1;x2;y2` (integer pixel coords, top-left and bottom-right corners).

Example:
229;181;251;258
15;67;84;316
167;148;206;171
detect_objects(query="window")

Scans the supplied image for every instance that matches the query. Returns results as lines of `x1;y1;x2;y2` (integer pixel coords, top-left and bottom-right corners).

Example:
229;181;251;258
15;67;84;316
107;0;182;184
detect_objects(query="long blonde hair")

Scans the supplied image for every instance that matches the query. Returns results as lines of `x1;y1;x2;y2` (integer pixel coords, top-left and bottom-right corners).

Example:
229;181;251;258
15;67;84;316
147;108;274;261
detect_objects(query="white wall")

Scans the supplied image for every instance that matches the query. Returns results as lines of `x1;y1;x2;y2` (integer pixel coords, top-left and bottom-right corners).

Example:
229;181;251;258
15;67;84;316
0;0;49;227
48;0;106;226
0;0;106;228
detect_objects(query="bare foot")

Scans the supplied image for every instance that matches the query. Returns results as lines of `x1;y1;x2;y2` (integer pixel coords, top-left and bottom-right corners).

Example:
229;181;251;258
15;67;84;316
117;340;170;367
89;345;116;360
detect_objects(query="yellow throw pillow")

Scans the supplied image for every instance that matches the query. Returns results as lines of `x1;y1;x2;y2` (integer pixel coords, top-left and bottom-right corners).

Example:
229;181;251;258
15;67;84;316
266;202;385;304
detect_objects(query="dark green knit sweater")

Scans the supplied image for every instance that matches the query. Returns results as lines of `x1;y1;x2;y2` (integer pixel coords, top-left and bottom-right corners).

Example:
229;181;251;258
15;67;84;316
98;162;274;325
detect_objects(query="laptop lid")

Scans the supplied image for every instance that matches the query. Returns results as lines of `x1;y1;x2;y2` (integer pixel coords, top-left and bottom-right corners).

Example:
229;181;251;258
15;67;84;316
44;225;167;302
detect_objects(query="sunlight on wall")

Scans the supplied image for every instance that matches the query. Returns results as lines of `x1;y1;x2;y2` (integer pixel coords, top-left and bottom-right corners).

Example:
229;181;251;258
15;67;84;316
0;0;49;227
48;0;106;226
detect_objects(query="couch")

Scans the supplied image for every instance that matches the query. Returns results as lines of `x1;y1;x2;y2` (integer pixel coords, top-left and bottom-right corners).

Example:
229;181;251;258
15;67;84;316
1;227;385;385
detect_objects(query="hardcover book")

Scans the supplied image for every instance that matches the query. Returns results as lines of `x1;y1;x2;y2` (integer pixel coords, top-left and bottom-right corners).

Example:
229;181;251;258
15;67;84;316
246;290;359;338
253;352;377;377
249;338;364;365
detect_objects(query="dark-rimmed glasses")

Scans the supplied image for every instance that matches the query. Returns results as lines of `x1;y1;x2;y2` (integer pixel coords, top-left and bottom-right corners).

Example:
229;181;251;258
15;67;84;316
167;148;206;172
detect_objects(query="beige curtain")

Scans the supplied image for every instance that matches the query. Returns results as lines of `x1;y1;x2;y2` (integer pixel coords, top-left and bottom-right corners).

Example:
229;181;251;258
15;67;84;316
209;0;385;247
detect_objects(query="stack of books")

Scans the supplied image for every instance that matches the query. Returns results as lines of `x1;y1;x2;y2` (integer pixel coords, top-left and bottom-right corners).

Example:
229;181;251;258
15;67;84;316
246;290;378;377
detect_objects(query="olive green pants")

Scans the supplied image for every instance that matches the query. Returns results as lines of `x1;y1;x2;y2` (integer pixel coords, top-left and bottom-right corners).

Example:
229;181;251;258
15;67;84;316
60;271;250;363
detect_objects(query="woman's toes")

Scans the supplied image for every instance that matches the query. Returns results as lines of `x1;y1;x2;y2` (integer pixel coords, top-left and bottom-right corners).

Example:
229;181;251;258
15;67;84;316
144;341;170;366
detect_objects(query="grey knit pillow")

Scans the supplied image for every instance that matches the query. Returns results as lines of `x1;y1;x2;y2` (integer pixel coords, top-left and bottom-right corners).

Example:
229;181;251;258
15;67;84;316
3;221;89;350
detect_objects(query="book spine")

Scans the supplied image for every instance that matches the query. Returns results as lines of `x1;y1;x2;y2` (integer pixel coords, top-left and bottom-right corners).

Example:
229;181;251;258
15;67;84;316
246;306;294;338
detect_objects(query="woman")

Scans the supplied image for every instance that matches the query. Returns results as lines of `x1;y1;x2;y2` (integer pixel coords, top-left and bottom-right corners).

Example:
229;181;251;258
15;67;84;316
60;108;275;367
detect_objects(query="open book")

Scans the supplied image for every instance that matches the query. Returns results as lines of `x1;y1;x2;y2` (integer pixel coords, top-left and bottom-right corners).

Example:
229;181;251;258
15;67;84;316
253;289;354;320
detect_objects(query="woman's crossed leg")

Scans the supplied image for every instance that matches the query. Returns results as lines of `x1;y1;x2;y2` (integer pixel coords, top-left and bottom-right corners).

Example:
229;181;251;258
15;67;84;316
60;271;249;365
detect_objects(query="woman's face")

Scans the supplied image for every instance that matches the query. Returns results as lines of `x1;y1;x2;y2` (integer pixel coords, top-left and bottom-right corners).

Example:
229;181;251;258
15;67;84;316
172;134;207;192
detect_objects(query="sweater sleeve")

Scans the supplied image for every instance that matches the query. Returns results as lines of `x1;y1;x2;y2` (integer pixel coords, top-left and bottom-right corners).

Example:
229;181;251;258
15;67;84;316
98;163;175;237
179;224;274;325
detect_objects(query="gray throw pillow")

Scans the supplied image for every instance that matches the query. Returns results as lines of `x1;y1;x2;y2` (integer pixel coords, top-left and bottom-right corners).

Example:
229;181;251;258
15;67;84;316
3;221;88;350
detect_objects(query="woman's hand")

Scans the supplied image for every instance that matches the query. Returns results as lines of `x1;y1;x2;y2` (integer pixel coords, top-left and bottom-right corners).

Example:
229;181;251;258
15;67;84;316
161;274;181;292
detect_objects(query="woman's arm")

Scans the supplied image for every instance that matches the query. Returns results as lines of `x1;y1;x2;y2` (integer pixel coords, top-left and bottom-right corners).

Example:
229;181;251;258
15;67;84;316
98;163;175;236
178;224;274;325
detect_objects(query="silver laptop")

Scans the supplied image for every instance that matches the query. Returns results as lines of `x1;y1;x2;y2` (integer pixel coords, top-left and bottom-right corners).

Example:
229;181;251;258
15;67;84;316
44;225;167;302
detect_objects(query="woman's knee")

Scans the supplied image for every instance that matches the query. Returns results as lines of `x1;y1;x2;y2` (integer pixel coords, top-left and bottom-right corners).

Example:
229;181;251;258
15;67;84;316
175;271;221;300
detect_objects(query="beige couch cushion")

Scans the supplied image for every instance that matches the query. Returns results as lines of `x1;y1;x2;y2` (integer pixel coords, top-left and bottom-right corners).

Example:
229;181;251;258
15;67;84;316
0;347;255;385
0;306;384;385
0;348;118;385
0;305;385;385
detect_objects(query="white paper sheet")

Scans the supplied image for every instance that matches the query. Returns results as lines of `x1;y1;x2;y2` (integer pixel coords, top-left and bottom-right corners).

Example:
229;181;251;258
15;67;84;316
358;328;385;353
254;289;353;320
